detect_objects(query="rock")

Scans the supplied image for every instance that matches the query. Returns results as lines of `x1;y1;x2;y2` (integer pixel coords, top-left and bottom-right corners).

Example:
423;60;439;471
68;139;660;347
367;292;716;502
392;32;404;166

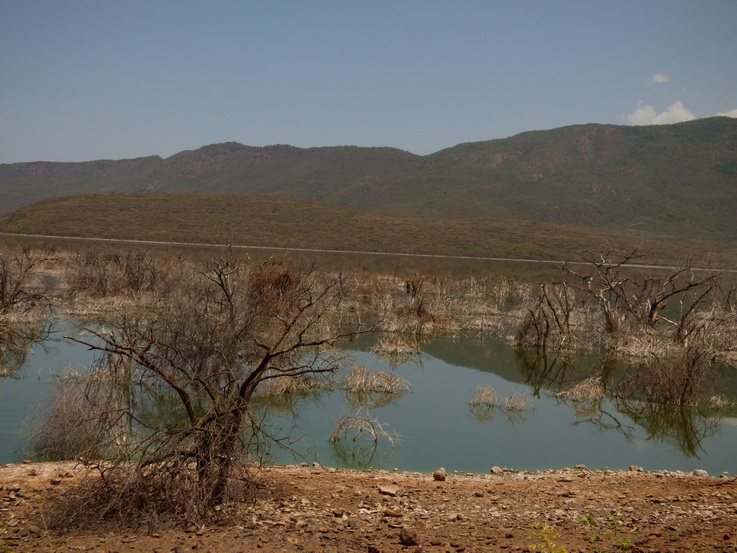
50;478;62;485
433;467;446;481
490;466;503;475
693;469;709;477
399;526;419;546
367;545;381;553
378;485;398;497
629;465;643;472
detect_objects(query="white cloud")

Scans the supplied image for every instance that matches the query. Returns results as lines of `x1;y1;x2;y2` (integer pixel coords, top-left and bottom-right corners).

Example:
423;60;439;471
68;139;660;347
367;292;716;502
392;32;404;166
650;73;671;84
716;108;737;118
627;101;696;125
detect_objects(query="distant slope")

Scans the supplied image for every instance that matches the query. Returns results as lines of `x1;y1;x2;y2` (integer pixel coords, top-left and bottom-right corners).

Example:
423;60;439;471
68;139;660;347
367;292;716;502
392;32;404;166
1;118;736;242
1;194;733;266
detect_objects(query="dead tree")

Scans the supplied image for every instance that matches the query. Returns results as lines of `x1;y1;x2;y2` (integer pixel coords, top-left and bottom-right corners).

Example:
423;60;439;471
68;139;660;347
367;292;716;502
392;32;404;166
67;257;361;517
563;248;721;335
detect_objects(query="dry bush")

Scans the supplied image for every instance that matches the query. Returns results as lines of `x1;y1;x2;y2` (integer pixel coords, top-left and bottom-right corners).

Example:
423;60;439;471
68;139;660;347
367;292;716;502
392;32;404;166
255;370;331;397
503;391;530;411
0;245;53;316
330;410;399;448
514;282;597;350
467;386;531;422
30;370;110;461
65;248;185;300
343;365;411;409
370;334;423;367
616;346;718;406
344;366;410;394
556;377;605;402
46;255;362;525
467;386;498;422
467;385;497;407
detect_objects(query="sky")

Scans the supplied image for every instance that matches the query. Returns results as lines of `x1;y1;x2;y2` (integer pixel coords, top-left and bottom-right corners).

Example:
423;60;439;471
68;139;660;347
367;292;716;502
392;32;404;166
1;0;736;164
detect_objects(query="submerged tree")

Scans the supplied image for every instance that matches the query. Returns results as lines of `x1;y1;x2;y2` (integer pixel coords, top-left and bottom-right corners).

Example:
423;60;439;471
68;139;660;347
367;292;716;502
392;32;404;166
63;256;361;521
1;245;54;377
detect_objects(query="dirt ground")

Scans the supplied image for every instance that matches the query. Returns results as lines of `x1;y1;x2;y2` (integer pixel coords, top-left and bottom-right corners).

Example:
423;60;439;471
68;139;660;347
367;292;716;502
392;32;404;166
2;461;736;553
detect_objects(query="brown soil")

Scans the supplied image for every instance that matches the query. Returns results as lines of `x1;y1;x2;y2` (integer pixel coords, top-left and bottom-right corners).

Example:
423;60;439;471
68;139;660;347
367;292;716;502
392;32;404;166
2;461;736;553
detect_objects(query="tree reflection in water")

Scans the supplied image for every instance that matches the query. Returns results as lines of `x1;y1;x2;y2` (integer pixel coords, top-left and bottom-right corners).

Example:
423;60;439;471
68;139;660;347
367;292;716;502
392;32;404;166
0;322;54;377
613;397;721;458
515;347;728;458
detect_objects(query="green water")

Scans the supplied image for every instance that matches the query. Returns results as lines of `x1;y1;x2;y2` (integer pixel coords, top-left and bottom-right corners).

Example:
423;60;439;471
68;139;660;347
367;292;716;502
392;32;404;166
2;324;736;475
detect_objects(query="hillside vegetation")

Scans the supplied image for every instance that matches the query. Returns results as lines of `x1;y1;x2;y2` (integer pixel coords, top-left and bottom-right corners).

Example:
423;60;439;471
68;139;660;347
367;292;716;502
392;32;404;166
1;118;736;238
1;118;736;263
1;193;733;265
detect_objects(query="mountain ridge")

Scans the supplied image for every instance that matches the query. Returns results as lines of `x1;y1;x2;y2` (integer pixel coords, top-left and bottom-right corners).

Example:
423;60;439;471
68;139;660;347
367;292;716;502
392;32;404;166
2;117;736;244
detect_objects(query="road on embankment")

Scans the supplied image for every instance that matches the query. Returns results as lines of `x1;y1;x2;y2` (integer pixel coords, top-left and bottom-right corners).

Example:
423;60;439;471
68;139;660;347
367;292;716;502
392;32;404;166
1;232;731;273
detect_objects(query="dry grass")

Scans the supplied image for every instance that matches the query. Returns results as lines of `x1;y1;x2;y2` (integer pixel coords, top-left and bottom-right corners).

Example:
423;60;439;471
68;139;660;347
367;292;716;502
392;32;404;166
344;366;411;395
330;410;400;447
503;391;530;411
556;377;605;402
467;385;498;407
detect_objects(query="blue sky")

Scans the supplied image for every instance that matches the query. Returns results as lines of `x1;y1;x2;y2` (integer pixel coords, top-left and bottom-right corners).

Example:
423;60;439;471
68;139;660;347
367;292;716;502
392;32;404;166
1;0;736;163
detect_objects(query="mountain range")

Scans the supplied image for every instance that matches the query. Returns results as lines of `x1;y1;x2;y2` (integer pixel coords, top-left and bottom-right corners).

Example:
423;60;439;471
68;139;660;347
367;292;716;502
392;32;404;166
1;117;736;263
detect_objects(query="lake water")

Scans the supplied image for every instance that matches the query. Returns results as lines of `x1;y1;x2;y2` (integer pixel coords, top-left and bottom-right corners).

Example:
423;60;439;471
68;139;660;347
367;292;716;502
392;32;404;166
2;322;736;475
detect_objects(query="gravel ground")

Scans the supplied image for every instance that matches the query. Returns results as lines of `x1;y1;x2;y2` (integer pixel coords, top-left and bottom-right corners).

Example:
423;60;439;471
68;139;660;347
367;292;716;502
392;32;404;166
2;461;736;552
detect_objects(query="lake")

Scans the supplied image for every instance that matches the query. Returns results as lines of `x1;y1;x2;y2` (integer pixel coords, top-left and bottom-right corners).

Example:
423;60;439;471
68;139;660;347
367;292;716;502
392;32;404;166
2;321;736;475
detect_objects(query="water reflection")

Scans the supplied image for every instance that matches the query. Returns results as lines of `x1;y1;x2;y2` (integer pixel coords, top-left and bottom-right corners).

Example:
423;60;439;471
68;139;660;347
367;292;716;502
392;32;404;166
3;324;737;473
517;346;731;458
614;397;721;458
0;321;54;377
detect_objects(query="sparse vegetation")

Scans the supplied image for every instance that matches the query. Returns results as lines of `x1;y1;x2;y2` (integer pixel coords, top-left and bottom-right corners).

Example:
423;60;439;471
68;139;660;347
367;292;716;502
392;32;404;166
2;241;736;526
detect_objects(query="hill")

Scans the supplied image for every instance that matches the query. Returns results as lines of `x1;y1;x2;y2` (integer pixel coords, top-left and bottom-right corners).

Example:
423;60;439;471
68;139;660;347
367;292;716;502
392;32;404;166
1;118;736;242
1;193;733;265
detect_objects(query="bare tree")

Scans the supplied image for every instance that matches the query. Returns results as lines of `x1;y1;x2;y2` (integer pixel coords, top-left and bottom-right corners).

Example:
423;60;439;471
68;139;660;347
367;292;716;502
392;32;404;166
563;248;721;335
65;256;361;520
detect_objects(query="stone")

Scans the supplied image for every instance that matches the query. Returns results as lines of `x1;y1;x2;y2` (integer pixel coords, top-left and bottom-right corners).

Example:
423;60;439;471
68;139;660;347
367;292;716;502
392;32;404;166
692;469;708;477
433;467;446;481
378;485;398;497
490;466;503;475
399;526;419;546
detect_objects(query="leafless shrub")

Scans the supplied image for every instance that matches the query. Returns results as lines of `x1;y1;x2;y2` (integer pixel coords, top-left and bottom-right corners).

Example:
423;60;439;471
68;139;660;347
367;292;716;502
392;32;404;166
616;346;717;406
45;255;362;526
330;410;399;447
30;370;110;460
0;245;53;316
515;282;585;349
65;248;184;300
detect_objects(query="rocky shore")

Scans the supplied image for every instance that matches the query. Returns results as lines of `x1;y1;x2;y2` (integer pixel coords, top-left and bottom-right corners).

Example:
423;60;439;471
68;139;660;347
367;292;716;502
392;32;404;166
2;461;736;552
